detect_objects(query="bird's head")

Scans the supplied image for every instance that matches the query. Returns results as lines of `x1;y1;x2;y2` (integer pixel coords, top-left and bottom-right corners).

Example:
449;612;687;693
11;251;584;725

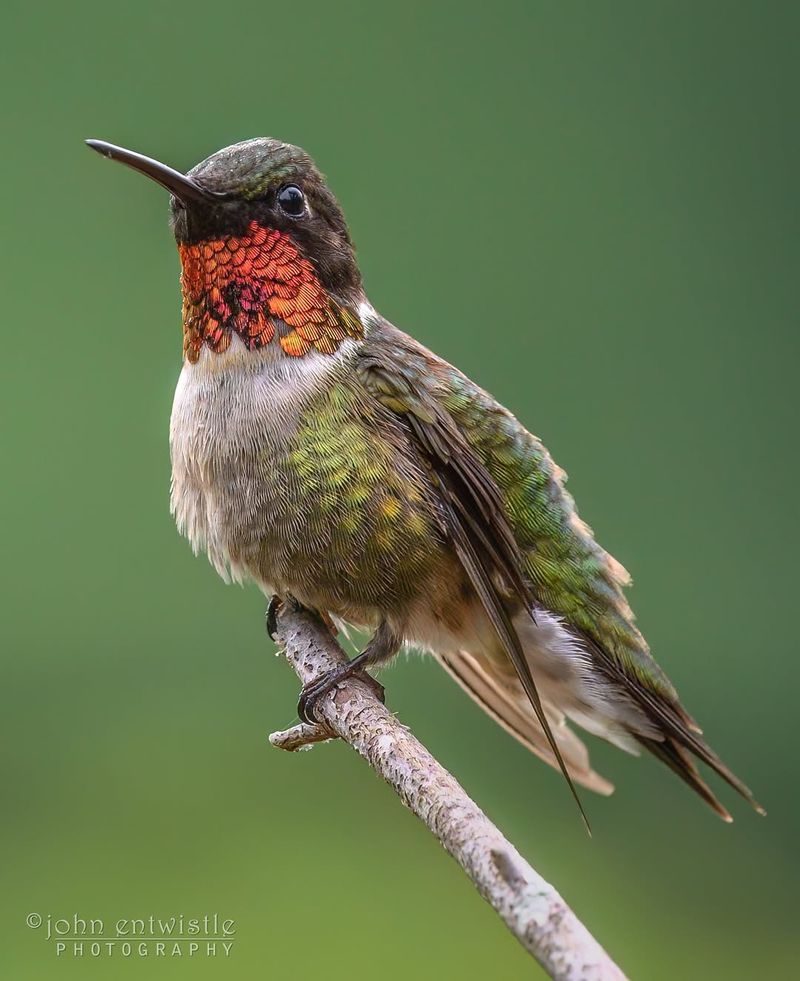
87;138;364;363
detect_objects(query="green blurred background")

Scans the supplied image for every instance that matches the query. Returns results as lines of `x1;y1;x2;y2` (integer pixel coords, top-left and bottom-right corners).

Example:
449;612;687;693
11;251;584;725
2;1;797;977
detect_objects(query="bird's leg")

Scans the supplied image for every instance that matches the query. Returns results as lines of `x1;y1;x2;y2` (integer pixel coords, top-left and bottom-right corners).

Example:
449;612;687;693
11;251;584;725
297;620;400;724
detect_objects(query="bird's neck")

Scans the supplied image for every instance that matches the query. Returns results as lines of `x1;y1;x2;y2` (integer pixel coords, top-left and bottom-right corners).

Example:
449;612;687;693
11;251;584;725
178;220;363;364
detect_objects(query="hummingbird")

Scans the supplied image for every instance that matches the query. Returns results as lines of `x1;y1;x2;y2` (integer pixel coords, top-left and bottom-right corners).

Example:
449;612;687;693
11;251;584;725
87;136;763;825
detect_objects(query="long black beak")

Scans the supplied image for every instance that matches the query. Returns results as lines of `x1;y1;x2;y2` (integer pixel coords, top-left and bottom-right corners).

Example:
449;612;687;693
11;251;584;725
85;139;223;205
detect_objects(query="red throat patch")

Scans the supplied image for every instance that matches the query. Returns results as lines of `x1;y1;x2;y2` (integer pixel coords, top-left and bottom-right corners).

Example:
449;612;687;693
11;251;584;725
178;220;362;363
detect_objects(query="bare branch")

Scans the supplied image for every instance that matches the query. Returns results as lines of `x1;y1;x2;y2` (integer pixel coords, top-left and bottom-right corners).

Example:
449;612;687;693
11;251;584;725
269;721;336;751
269;600;628;980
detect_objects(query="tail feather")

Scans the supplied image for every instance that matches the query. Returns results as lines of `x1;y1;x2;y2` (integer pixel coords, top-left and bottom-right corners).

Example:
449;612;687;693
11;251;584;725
637;735;734;822
636;713;766;820
435;632;765;822
670;708;766;816
438;649;614;796
579;633;766;820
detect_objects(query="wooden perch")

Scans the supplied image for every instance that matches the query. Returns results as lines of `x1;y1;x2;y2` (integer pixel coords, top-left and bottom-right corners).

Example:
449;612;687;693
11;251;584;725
268;600;627;981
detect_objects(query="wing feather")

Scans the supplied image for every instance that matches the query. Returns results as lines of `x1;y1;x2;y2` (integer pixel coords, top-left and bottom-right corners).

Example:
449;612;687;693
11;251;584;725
359;355;592;828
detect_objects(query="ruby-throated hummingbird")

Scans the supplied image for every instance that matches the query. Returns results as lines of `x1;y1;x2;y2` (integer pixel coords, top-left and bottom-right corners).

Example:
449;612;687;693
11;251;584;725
87;137;763;825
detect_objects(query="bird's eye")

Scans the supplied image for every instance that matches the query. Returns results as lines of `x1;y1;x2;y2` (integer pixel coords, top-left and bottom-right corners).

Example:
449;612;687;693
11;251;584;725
277;184;305;217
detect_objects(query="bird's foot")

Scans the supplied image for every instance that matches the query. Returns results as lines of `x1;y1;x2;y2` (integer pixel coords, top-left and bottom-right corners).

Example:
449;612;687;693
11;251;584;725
265;595;283;641
297;665;385;724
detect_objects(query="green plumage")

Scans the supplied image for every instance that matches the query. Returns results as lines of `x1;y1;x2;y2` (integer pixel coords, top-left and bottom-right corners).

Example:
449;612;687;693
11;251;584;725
285;376;438;605
441;369;676;697
93;133;763;823
321;321;760;821
356;326;672;694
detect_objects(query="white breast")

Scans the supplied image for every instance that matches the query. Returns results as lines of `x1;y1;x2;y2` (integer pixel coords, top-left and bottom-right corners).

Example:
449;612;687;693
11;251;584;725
169;334;358;583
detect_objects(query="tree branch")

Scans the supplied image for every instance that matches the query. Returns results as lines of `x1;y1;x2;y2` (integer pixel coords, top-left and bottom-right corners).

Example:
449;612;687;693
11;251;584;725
268;600;627;980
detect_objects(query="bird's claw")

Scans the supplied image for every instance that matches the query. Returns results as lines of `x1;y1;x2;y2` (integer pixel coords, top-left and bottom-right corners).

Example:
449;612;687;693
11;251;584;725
297;668;385;724
297;676;330;725
265;596;283;641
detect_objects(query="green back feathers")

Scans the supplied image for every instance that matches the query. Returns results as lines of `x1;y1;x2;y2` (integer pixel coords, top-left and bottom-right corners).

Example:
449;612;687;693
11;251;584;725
439;369;676;699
